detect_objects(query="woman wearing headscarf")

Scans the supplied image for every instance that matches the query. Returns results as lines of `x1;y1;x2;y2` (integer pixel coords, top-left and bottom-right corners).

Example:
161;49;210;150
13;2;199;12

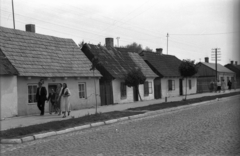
47;88;56;114
60;83;71;118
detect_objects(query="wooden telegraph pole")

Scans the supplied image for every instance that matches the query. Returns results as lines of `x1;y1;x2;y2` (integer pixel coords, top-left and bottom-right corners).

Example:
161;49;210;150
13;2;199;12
211;48;221;81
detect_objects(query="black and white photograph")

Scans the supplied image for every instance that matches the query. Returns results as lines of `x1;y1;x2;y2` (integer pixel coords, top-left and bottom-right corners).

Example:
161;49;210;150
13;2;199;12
0;0;240;155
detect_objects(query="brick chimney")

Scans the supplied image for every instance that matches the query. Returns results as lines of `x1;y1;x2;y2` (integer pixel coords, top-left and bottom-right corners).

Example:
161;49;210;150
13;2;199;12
204;57;209;63
105;38;114;47
235;61;238;65
231;61;234;65
156;48;163;55
25;24;35;33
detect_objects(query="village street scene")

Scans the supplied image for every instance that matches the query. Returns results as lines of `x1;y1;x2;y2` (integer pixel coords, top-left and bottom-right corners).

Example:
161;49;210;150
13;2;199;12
0;0;240;155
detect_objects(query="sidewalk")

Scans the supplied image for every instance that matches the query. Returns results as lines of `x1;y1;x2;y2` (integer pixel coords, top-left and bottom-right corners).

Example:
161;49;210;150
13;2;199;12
1;89;239;131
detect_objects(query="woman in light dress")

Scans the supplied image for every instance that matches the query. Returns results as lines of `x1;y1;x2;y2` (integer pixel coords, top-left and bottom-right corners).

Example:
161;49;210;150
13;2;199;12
60;83;71;118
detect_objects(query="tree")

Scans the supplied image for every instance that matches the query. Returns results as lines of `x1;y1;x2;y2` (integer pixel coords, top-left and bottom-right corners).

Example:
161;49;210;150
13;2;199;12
145;46;153;52
178;59;198;100
124;42;143;53
124;68;146;101
90;56;101;114
78;40;85;48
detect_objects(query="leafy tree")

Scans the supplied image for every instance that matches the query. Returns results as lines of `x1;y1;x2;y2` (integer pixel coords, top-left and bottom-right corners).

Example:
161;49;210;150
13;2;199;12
179;59;198;100
78;40;85;48
122;42;143;53
124;68;146;101
145;46;153;52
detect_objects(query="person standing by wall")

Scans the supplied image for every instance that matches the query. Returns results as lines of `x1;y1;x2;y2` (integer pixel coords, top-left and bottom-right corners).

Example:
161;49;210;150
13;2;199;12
227;80;232;90
221;79;226;93
56;83;63;115
36;81;47;116
47;88;56;114
217;80;221;93
60;83;71;118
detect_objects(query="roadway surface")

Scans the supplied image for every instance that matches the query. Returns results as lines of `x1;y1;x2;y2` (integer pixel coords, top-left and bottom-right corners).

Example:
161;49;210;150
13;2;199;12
1;96;240;156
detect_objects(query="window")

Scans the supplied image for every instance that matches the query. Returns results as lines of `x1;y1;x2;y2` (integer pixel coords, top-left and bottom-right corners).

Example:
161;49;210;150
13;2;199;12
189;79;192;90
168;80;175;91
28;84;37;103
79;83;86;98
120;82;127;98
144;81;149;96
149;82;153;94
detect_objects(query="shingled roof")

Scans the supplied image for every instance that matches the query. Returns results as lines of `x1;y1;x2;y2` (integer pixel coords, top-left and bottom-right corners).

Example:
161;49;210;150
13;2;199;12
200;62;234;73
0;49;18;75
140;51;182;77
81;44;157;79
0;26;101;77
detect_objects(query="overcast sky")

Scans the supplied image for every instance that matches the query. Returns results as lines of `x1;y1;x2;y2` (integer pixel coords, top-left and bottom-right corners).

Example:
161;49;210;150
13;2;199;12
1;0;239;65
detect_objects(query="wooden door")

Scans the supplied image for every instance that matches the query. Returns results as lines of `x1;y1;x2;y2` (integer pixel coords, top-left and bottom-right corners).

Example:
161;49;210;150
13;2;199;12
154;77;161;99
133;86;138;101
100;79;113;105
179;79;183;96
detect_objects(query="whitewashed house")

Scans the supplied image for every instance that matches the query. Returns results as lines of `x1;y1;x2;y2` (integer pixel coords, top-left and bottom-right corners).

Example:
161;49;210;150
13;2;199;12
140;50;197;99
81;38;158;105
0;25;102;119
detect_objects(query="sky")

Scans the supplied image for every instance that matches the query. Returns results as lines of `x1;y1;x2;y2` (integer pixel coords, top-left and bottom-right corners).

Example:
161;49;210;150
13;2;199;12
0;0;239;65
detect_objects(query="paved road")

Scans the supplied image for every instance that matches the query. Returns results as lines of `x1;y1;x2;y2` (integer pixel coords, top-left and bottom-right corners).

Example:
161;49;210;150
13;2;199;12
1;96;240;156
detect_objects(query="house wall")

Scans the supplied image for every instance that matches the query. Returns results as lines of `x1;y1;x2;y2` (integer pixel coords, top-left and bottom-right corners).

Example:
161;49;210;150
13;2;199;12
0;75;18;119
112;78;155;104
182;78;197;95
161;77;197;98
17;77;101;116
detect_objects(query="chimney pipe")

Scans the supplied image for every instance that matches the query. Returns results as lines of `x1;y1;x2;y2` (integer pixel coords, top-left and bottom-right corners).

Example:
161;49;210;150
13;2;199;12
156;48;163;55
204;57;209;63
231;61;234;65
235;61;238;65
25;24;35;33
105;38;114;47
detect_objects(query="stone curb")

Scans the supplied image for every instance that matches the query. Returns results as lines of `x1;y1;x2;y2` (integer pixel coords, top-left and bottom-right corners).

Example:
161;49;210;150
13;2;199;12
1;95;239;144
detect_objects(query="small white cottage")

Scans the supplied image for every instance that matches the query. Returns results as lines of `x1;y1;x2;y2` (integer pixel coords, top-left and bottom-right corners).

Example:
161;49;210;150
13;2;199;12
0;25;102;119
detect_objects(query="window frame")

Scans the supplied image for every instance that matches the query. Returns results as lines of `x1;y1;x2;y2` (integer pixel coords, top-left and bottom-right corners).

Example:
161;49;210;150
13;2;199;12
78;82;87;99
28;84;38;104
148;82;153;94
168;79;175;91
144;81;149;96
120;82;127;99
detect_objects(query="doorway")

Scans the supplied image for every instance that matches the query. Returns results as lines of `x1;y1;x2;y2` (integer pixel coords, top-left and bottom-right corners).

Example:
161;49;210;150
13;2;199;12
179;79;183;96
133;86;139;101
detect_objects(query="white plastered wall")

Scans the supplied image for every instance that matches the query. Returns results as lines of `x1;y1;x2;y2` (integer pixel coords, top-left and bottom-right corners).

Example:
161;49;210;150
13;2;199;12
17;77;101;116
0;75;18;119
112;78;155;104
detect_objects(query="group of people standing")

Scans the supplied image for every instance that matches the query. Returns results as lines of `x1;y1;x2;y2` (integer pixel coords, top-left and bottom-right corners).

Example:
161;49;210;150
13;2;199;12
36;79;71;118
209;79;232;93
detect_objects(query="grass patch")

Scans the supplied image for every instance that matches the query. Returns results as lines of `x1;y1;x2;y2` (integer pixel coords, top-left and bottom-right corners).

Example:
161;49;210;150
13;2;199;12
128;91;240;111
0;111;144;139
0;91;239;139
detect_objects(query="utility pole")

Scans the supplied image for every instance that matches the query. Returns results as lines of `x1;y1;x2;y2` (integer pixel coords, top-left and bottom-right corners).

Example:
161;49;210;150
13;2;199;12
166;33;169;55
116;37;120;47
211;48;221;81
12;0;15;29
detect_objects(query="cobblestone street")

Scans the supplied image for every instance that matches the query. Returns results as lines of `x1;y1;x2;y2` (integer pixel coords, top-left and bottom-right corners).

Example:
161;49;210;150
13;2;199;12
1;96;240;156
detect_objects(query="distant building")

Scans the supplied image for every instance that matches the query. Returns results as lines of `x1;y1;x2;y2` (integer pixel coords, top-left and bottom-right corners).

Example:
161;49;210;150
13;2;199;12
81;38;158;105
0;25;102;119
140;50;197;99
225;61;240;88
196;57;235;93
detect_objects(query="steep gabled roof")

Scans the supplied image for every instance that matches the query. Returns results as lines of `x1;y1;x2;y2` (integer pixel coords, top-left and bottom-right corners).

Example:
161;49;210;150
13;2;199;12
81;44;157;79
200;62;234;73
0;49;18;75
140;51;182;77
0;26;101;77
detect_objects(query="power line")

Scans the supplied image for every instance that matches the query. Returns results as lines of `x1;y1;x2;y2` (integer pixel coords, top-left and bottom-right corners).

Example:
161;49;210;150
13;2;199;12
170;32;238;36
